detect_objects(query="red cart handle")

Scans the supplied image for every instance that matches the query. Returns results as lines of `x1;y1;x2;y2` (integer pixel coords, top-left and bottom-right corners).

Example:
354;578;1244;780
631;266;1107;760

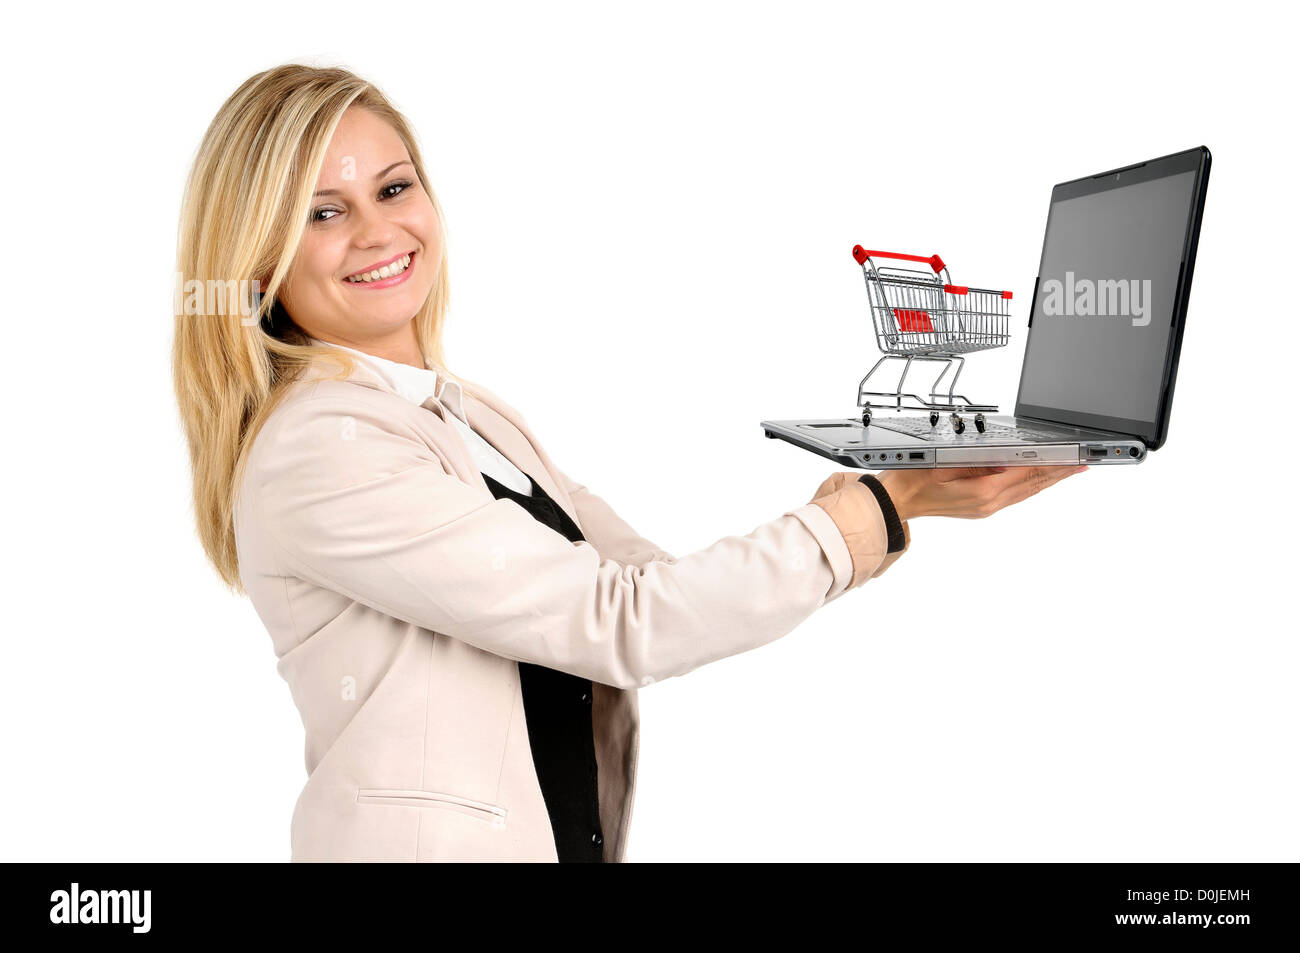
852;245;946;274
944;283;1013;299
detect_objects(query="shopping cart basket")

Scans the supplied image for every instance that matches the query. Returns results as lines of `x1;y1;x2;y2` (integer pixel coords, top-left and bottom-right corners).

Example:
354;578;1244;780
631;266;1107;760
852;245;1012;433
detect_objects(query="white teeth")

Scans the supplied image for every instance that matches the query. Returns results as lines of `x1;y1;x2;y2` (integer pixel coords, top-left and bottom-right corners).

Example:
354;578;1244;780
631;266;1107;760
346;253;411;283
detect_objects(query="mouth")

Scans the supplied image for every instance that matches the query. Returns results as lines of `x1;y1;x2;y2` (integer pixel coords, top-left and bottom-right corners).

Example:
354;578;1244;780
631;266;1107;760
342;249;417;288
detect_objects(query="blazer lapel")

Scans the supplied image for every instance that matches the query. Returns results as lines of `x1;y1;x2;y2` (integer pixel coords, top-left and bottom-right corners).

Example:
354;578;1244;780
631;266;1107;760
457;384;577;524
295;353;579;525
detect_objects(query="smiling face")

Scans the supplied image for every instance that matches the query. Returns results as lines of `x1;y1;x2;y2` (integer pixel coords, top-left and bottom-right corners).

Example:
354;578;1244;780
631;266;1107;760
276;106;441;364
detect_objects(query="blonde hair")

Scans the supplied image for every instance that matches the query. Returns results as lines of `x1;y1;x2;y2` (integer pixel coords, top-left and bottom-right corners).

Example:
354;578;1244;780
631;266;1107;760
172;64;458;592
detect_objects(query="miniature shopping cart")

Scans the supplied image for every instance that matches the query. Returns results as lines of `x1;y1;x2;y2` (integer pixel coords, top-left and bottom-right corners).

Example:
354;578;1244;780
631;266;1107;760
852;245;1012;434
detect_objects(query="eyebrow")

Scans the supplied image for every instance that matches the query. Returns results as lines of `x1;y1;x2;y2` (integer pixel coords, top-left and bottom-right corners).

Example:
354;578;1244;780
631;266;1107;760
313;160;413;197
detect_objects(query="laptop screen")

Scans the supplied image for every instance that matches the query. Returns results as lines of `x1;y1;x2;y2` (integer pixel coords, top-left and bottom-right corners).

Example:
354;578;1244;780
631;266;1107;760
1013;149;1206;444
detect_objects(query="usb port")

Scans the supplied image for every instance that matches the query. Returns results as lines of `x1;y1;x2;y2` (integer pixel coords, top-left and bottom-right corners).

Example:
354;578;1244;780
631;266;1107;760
908;452;924;460
1086;447;1107;458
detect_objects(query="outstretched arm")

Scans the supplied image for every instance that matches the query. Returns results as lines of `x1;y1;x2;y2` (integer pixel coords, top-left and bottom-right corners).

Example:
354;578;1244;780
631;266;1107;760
252;389;894;689
555;469;677;568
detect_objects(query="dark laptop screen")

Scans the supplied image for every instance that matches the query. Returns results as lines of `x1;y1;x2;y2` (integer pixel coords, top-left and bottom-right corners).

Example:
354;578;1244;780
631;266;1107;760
1014;150;1205;443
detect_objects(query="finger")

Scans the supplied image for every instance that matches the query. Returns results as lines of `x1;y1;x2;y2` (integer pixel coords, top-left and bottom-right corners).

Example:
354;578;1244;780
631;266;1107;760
1008;464;1080;484
991;465;1086;510
1034;464;1087;484
1017;465;1084;493
947;464;1073;504
937;466;1011;484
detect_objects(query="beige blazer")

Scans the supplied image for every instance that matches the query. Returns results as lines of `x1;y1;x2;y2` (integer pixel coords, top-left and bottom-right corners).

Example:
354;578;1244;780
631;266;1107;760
233;356;905;862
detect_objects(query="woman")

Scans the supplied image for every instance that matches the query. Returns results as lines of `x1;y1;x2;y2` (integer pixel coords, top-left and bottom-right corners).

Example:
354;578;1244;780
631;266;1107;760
172;64;1084;863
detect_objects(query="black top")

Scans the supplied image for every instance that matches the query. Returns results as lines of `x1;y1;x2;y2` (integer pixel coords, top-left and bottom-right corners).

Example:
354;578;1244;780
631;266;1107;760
480;470;606;863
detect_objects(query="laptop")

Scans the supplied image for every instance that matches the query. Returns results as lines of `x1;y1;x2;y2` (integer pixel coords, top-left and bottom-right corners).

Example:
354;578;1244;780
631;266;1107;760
761;146;1211;468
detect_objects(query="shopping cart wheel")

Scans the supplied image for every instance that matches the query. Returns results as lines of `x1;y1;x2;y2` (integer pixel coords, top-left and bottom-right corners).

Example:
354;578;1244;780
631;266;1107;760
975;413;986;434
929;412;939;427
861;409;872;427
950;412;965;435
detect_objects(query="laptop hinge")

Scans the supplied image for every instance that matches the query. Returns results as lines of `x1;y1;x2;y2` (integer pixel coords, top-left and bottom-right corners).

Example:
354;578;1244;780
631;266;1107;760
1015;412;1146;445
1015;413;1076;431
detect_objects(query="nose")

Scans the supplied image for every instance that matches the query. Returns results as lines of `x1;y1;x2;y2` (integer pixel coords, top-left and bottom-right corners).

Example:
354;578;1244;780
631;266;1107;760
351;202;397;249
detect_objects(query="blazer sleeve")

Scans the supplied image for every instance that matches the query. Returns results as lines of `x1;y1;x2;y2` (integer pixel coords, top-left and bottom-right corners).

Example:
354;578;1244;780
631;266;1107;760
251;390;889;689
553;468;677;568
871;520;911;580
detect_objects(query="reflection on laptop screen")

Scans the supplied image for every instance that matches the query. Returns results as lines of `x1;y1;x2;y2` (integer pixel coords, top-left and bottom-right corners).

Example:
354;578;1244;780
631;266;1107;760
1015;164;1198;439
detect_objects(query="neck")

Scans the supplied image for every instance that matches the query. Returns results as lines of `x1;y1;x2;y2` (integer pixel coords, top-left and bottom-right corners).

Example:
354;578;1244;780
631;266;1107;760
314;323;424;369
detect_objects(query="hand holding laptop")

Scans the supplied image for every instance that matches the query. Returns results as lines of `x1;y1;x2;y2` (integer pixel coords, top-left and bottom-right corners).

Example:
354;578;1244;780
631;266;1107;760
878;464;1088;521
809;465;1086;590
812;465;1086;523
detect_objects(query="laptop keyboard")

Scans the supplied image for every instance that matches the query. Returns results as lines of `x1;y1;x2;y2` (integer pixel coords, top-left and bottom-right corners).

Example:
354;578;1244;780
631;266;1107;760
869;416;1066;442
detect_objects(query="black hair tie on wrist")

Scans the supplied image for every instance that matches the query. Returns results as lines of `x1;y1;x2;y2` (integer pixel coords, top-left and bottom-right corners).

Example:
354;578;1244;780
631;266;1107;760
857;473;907;554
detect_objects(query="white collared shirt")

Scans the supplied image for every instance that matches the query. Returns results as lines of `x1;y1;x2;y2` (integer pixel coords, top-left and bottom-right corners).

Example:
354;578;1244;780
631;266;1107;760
309;338;534;495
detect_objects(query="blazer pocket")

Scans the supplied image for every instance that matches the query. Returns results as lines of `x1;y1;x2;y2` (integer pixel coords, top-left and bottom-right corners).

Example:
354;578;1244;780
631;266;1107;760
356;788;508;827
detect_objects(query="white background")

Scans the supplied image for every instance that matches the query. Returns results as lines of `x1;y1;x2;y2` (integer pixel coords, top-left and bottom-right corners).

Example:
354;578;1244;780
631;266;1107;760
2;0;1295;862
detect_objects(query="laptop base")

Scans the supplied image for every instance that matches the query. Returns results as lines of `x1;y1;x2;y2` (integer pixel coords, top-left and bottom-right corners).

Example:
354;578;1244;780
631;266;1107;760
760;415;1146;469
